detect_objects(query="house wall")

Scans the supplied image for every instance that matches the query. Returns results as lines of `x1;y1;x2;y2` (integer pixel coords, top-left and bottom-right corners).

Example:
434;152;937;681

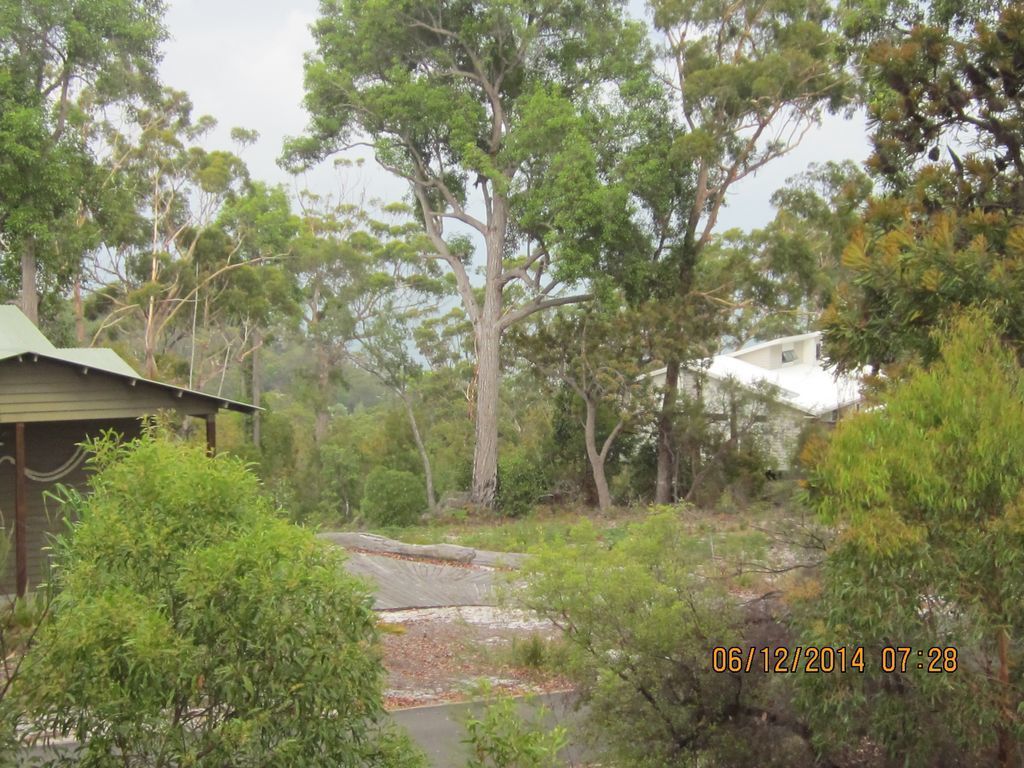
733;345;776;369
0;418;142;596
0;358;217;423
678;371;812;470
797;337;818;364
732;335;820;369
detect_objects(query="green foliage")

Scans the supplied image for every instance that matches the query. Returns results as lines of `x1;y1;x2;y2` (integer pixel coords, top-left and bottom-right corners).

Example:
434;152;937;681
8;434;424;767
506;634;571;673
520;514;811;767
663;377;780;507
0;585;53;768
823;3;1024;375
799;312;1024;766
497;451;551;518
361;467;427;527
704;161;873;342
824;207;1024;374
0;0;166;301
463;695;568;768
512;303;657;510
287;197;443;446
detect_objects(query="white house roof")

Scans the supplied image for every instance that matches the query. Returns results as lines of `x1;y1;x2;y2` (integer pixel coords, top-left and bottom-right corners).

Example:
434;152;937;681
648;331;863;418
697;355;861;417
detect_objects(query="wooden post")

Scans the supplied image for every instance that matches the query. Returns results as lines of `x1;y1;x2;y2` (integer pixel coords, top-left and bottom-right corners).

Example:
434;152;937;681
205;414;216;457
14;423;28;597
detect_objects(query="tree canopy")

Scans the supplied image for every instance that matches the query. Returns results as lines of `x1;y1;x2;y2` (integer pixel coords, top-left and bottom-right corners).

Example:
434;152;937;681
285;0;658;506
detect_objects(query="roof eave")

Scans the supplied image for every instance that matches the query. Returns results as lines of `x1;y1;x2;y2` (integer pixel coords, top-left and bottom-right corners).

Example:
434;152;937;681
0;351;260;414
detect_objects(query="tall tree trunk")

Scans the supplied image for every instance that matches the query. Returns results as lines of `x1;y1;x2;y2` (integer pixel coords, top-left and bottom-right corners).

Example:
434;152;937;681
470;202;507;508
472;311;501;507
73;277;85;343
144;336;157;379
314;345;330;444
20;240;38;325
655;358;680;504
251;329;262;448
583;400;613;511
400;391;437;512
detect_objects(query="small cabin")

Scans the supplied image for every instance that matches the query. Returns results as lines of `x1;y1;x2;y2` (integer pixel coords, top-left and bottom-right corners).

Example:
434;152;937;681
0;307;255;597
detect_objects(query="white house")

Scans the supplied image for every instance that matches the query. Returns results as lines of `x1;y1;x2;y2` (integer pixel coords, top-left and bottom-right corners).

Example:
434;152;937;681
648;331;863;470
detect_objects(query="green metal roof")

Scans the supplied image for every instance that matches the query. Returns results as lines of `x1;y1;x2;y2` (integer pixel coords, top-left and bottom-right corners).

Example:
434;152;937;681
0;305;57;353
47;348;142;379
0;305;256;414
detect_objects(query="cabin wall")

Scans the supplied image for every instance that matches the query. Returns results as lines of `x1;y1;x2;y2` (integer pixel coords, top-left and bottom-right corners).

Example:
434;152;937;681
0;418;142;596
0;358;216;422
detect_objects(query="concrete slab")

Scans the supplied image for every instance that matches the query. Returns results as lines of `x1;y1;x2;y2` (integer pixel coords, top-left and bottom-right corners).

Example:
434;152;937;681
318;531;528;569
342;551;499;610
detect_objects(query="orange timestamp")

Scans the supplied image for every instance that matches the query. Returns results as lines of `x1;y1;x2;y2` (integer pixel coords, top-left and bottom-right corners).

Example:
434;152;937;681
711;646;958;674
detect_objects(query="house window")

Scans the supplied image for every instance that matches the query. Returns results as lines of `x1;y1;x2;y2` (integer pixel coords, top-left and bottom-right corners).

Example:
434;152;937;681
781;347;797;364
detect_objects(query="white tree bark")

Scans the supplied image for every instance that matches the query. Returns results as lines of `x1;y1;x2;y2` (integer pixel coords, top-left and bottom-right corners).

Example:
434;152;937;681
20;241;38;326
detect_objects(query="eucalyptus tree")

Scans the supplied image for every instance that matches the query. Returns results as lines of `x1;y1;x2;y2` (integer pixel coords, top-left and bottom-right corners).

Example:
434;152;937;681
289;197;445;445
634;0;848;503
285;0;656;507
513;303;656;510
354;312;442;512
86;89;253;379
191;180;300;434
701;160;872;346
0;0;166;325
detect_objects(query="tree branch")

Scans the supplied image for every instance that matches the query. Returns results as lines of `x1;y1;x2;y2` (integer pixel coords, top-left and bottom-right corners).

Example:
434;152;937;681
499;293;592;331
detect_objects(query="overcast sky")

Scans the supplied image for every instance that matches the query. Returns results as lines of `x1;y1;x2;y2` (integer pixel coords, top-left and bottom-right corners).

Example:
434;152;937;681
159;0;872;234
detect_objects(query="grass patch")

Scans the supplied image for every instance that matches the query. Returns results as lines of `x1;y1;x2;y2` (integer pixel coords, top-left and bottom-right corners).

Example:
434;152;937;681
357;490;796;595
506;633;573;672
367;505;646;553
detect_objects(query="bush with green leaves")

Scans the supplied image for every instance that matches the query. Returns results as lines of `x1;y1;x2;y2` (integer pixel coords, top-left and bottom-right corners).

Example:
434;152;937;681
496;452;550;517
0;541;53;767
520;514;817;768
798;312;1024;767
8;434;423;768
360;466;426;526
463;694;568;768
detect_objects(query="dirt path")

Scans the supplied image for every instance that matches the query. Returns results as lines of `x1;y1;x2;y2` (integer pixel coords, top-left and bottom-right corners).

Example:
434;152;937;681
379;606;572;708
322;534;569;709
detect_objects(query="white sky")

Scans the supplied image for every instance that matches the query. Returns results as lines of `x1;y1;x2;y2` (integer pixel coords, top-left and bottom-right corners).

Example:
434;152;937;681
159;0;871;235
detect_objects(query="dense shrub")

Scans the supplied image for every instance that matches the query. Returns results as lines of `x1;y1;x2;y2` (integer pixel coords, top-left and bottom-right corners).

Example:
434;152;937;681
8;434;423;768
521;514;816;767
361;466;427;526
799;313;1024;766
496;451;550;517
463;694;568;768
